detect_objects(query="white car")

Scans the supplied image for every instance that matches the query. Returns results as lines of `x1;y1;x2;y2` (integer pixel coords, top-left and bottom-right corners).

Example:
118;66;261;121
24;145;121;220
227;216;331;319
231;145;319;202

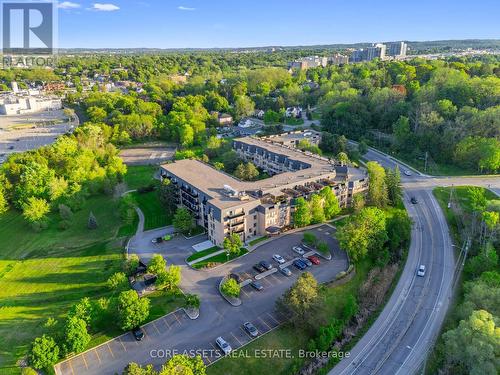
404;170;412;176
272;254;285;264
216;336;232;355
292;246;305;255
417;265;426;277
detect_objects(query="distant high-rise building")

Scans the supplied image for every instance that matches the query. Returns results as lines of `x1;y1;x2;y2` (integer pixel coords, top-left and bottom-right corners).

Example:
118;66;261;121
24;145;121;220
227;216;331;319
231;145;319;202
366;43;386;61
328;53;349;65
387;41;408;58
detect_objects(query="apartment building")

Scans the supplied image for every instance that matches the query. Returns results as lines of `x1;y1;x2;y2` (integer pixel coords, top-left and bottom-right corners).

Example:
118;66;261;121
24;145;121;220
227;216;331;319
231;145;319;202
261;130;322;147
160;136;368;246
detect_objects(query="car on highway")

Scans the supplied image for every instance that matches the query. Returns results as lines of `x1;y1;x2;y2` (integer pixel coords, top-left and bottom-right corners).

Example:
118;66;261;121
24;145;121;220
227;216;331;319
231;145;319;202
301;257;313;267
259;260;273;270
417;265;426;277
229;273;243;283
308;255;321;265
253;263;266;273
293;259;307;270
272;254;285;264
280;267;292;276
292;246;305;255
243;322;259;337
216;336;232;355
404;170;412;176
411;197;418;204
132;327;145;341
250;280;264;291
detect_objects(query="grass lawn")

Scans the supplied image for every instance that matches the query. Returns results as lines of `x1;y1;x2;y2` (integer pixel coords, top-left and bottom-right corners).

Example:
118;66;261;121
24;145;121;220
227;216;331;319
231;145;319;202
285;117;305;126
130;190;173;231
193;248;248;269
124;165;159;190
248;236;269;247
207;260;373;375
186;246;221;263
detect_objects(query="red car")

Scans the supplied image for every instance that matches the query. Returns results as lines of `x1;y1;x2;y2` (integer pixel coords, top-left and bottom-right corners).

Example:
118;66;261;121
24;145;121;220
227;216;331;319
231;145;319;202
308;255;321;265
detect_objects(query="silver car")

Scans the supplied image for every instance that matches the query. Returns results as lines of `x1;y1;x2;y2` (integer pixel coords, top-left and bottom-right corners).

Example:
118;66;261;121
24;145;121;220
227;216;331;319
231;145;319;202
417;265;426;277
292;246;305;255
216;336;232;355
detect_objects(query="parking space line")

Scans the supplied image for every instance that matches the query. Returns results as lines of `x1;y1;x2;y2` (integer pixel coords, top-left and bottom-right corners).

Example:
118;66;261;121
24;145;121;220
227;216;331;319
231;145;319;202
258;316;272;330
204;355;212;364
230;331;243;346
152;321;161;334
106;343;115;358
163;317;171;329
173;312;182;325
81;353;89;369
269;274;282;283
94;348;101;364
118;337;127;351
240;288;249;297
68;360;75;375
261;277;273;286
266;312;280;325
240;326;253;338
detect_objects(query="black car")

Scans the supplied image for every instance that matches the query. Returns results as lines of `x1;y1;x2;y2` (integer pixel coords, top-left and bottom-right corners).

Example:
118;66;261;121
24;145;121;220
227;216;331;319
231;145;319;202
250;281;264;291
132;327;145;341
411;197;418;204
259;260;272;270
229;273;243;283
253;263;266;273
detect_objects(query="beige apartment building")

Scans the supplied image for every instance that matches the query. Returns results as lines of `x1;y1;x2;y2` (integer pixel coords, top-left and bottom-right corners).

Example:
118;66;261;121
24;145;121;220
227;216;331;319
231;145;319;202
160;136;368;246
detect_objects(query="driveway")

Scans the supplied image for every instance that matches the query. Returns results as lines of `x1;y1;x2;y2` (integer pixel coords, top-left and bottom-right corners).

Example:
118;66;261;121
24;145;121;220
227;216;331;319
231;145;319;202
55;225;348;375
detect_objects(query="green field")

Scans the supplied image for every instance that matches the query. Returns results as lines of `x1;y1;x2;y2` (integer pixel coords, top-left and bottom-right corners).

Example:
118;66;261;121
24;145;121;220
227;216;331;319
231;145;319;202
123;165;159;190
248;236;269;247
207;260;372;375
193;248;248;269
131;190;173;230
285;117;305;126
186;246;221;263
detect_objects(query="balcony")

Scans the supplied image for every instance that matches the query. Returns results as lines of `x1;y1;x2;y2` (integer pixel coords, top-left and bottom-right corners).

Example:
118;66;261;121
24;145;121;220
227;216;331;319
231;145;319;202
225;211;245;220
232;227;244;234
181;185;198;198
228;217;245;226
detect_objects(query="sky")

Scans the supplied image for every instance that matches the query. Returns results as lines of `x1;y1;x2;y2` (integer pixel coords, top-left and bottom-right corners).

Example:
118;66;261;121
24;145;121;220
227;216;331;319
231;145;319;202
54;0;500;48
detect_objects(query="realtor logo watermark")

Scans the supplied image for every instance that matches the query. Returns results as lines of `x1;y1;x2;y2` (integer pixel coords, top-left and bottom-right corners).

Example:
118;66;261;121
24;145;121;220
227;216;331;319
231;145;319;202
1;0;57;68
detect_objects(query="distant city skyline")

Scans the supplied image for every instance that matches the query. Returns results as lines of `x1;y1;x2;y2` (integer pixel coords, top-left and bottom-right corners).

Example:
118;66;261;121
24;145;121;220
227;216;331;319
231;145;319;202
55;0;500;48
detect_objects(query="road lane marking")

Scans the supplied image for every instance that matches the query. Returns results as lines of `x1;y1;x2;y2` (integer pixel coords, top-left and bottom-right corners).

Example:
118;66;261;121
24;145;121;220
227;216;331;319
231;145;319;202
106;343;115;358
230;331;243;346
94;348;101;364
81;353;89;369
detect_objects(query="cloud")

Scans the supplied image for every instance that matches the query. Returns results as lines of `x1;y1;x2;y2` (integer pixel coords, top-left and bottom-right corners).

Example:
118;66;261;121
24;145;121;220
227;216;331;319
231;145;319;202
177;6;196;11
92;3;120;11
58;1;80;9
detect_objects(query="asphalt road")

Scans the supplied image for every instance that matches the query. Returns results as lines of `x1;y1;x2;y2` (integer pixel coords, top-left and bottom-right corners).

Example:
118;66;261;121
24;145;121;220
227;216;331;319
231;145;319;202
56;225;347;375
329;145;500;375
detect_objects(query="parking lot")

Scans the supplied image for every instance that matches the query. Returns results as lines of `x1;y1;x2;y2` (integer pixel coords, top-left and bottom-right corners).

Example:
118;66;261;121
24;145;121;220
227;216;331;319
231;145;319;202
119;143;176;165
55;224;347;375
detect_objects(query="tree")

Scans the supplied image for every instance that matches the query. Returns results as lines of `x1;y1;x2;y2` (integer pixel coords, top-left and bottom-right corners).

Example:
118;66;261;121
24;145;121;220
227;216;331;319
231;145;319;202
303;232;317;248
158;179;177;216
22;197;50;223
263;110;281;124
68;297;93;325
107;272;128;291
366;161;388;207
337;152;349;165
310;194;326;224
29;335;60;370
118;290;150;331
385;166;402;206
156;265;181;291
148;254;167;275
234;95;255;118
88;211;98;229
278;272;320;326
358;140;368;155
63;316;91;355
294;197;311;228
223;233;243;255
125;254;140;275
0;187;9;215
87;106;107;122
317;241;329;255
443;310;499;375
123;362;157;375
352;194;365;212
185;294;200;309
173;208;195;234
221;278;240;298
386;209;412;259
58;204;73;221
159;354;206;375
319;187;340;219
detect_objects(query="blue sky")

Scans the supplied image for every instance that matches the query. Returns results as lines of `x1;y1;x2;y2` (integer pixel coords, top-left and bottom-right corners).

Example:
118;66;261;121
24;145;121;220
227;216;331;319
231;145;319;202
56;0;500;48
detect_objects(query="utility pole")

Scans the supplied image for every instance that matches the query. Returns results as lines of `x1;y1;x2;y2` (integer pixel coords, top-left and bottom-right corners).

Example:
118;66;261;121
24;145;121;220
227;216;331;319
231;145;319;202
424;151;428;173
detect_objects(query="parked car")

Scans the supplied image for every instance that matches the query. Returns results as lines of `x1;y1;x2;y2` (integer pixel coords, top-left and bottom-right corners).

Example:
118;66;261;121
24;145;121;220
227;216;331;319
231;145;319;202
243;322;259;337
253;263;266;273
250;281;264;291
259;260;273;270
404;170;412;176
132;327;145;341
308;255;321;265
301;257;312;267
229;273;243;283
162;234;173;241
411;197;418;204
272;254;285;264
280;267;292;276
151;237;163;244
292;246;305;255
293;259;307;270
216;336;232;355
417;265;426;277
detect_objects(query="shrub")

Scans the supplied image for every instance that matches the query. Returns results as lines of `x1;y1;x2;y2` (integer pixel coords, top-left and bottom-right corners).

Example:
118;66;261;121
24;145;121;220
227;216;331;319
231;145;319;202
185;294;200;309
220;278;240;298
29;335;60;370
303;232;318;247
58;220;71;230
107;272;128;291
317;241;329;255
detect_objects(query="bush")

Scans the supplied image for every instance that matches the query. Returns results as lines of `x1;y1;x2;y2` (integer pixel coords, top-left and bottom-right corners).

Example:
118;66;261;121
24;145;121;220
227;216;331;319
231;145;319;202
303;232;318;247
107;272;128;291
137;184;156;194
220;278;240;298
317;241;329;255
58;219;71;230
29;335;60;370
185;294;200;309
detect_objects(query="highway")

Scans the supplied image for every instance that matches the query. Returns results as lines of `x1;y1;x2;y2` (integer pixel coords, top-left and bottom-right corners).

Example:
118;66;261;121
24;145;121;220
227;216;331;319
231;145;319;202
329;146;500;375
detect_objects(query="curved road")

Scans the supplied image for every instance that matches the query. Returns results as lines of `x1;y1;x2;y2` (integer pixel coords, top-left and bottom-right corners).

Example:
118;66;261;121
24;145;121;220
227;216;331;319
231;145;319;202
330;146;500;375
